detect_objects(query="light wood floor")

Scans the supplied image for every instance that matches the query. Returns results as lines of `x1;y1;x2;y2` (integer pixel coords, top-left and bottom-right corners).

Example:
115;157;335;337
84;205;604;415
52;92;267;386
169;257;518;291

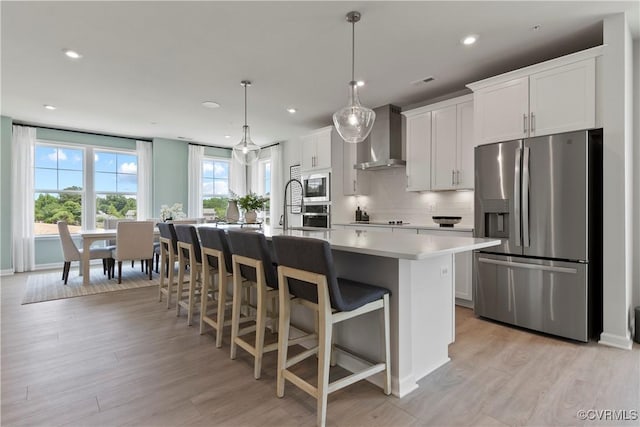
1;270;638;426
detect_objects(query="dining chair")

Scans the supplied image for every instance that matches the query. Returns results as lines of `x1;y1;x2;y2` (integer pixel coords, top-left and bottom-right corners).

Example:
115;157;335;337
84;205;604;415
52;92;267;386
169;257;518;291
198;227;236;347
175;225;204;326
57;221;112;284
227;230;280;379
157;222;178;308
110;221;155;284
272;235;391;427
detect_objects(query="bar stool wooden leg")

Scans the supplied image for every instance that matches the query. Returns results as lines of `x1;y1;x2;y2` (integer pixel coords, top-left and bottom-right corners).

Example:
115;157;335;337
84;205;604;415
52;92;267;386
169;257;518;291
215;274;228;348
276;272;291;398
176;253;186;317
316;280;332;427
382;294;391;395
199;265;212;335
166;252;175;308
230;261;243;360
187;266;199;326
254;280;267;379
159;246;167;303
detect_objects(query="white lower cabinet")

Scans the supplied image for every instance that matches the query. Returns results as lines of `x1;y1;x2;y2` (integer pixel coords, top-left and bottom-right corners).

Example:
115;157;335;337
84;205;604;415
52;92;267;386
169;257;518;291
418;229;473;303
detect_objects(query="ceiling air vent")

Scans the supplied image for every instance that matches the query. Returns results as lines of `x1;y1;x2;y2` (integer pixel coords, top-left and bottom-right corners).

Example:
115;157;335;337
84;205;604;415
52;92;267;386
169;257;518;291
411;76;435;85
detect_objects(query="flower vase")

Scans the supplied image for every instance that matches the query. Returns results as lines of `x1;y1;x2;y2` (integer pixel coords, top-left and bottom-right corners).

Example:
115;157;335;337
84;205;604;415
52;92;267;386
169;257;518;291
244;210;257;224
226;200;240;222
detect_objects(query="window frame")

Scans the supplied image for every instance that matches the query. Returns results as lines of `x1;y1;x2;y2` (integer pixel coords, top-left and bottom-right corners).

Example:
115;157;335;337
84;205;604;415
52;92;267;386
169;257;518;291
34;140;138;236
201;156;231;220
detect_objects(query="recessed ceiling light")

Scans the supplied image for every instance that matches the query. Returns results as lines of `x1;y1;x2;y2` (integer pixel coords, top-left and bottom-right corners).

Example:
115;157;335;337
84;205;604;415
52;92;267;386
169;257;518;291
461;35;478;46
202;101;220;109
62;49;82;59
44;104;57;110
224;135;231;139
532;25;542;31
356;80;365;87
286;108;297;114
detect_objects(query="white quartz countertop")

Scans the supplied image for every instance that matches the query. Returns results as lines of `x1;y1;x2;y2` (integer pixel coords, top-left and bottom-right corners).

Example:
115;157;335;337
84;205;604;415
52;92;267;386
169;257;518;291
262;227;498;260
333;222;474;232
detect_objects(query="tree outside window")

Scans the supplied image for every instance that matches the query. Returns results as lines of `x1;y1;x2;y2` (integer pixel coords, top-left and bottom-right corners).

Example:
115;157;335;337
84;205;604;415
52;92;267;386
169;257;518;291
34;145;84;235
95;151;138;229
202;158;230;219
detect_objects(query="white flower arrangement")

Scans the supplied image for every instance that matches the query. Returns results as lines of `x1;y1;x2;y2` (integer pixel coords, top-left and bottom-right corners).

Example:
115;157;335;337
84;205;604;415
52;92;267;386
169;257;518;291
160;203;186;221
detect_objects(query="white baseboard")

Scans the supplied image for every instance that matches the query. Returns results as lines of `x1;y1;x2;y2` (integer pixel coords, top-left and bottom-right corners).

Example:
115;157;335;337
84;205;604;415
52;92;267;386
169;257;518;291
455;298;474;309
0;269;14;276
599;332;633;350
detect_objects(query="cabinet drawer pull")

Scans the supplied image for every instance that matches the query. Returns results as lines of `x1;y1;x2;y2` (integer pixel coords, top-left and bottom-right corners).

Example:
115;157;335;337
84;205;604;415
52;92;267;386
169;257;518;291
456;170;460;185
523;113;528;134
451;170;455;185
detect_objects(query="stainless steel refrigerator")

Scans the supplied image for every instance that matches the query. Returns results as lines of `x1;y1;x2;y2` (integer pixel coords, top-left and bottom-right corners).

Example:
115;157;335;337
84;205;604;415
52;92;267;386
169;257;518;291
473;129;602;342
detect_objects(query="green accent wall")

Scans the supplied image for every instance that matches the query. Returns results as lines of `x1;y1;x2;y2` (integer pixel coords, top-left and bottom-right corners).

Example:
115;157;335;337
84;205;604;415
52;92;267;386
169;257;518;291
37;128;136;150
152;138;189;216
1;116;13;272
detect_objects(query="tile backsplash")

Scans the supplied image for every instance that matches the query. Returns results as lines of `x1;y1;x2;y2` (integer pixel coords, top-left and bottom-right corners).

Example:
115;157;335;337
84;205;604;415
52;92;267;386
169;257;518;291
333;167;474;227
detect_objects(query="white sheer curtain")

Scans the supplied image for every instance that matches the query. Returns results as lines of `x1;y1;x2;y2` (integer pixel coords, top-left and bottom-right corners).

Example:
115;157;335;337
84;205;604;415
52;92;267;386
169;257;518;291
12;125;36;272
187;144;204;218
136;140;152;220
269;145;283;226
229;155;246;197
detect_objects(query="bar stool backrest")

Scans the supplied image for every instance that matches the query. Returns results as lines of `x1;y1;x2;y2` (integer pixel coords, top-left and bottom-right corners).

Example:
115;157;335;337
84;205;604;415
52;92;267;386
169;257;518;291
174;225;202;263
157;222;178;252
199;227;232;272
227;230;277;289
272;235;348;311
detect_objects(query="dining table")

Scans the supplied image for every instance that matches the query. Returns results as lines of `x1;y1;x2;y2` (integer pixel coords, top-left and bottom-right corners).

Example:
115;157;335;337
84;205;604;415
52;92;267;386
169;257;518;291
79;228;159;285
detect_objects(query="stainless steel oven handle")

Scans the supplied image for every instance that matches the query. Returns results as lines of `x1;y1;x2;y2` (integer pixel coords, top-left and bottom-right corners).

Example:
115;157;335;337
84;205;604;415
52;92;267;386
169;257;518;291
514;147;521;247
477;257;577;274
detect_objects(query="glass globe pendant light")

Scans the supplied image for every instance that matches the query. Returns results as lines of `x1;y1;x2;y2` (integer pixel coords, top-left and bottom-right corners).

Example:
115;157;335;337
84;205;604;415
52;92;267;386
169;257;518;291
333;11;375;144
232;80;261;165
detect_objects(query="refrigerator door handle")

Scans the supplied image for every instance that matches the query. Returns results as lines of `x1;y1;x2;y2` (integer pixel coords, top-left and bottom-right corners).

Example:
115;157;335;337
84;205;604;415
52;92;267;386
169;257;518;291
514;147;522;247
477;257;578;274
522;146;530;247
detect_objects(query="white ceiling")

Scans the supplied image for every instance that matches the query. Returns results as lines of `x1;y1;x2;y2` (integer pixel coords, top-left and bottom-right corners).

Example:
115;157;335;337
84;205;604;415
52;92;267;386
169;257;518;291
2;1;638;147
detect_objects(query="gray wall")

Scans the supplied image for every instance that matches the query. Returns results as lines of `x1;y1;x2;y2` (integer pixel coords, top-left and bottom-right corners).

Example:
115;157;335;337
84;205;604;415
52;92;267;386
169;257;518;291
1;116;13;272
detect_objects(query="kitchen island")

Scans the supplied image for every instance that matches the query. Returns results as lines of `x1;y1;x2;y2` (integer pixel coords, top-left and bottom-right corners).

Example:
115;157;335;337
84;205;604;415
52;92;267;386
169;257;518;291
261;227;500;397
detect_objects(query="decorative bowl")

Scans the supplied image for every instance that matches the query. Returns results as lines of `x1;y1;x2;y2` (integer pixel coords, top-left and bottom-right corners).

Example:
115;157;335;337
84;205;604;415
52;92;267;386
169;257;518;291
432;216;462;227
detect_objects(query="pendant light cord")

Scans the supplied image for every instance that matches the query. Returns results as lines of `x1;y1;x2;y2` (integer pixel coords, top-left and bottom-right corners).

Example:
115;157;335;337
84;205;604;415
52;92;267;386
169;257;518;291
244;83;248;127
351;19;355;82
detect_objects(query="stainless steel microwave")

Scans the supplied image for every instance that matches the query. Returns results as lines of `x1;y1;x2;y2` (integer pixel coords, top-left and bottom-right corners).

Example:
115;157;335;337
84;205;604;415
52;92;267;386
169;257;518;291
302;172;330;203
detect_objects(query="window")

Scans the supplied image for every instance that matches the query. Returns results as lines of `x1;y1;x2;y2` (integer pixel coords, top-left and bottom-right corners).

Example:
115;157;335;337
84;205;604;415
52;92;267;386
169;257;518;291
202;157;230;219
34;145;84;235
95;150;138;229
257;159;271;222
34;143;138;235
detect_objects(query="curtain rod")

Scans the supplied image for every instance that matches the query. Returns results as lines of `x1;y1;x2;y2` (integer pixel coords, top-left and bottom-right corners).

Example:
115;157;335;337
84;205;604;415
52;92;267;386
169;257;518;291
188;141;280;150
12;121;152;142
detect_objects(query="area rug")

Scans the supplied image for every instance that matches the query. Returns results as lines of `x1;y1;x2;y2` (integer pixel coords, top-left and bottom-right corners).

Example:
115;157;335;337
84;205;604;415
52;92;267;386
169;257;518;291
22;267;158;304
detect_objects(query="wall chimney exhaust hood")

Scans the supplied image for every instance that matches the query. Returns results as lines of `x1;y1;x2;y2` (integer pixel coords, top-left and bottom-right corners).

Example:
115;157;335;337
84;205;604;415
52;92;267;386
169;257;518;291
354;104;405;170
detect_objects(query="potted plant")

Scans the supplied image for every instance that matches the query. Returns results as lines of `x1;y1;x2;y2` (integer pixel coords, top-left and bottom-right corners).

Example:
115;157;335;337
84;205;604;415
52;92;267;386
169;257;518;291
236;192;269;223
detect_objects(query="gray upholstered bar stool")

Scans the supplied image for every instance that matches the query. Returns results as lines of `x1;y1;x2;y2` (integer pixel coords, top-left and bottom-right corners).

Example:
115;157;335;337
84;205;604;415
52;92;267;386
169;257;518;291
198;227;235;347
157;222;178;308
174;225;204;326
227;230;280;379
272;235;391;427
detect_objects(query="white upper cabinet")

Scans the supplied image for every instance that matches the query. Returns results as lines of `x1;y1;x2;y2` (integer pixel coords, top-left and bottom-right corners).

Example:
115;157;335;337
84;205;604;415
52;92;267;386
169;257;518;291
343;141;370;195
528;59;596;137
431;105;458;190
468;47;601;145
301;126;333;171
457;101;475;189
404;94;474;192
473;77;529;145
404;111;432;191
